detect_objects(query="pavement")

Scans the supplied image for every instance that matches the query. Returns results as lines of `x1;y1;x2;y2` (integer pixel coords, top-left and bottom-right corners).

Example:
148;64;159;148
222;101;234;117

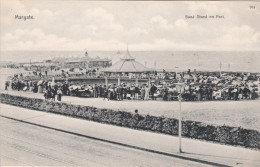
0;103;259;167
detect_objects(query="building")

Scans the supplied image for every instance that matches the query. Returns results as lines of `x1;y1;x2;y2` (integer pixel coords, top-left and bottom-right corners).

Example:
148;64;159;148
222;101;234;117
103;47;152;74
57;51;112;69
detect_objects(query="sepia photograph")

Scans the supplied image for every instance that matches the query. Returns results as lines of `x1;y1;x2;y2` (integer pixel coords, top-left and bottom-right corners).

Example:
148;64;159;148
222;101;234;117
0;0;260;166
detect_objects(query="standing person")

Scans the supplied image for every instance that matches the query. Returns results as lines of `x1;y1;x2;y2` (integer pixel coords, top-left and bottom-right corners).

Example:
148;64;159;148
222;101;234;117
29;81;33;92
134;85;139;100
5;81;9;90
47;89;52;100
243;87;248;99
122;84;127;99
198;86;202;101
44;90;48;100
17;81;21;91
173;72;176;79
11;81;15;90
208;86;213;100
15;81;19;90
201;86;206;101
99;85;103;98
110;87;115;100
51;88;56;101
57;88;62;101
187;69;191;76
205;86;209;101
95;84;99;98
62;82;69;95
130;85;135;99
238;87;243;100
26;81;29;90
144;85;150;100
113;87;117;100
228;87;232;100
141;86;145;100
150;83;157;100
163;87;169;101
38;82;43;93
108;88;112;101
47;82;52;91
234;86;238;101
117;85;122;101
93;84;97;98
33;82;38;93
126;87;131;100
120;85;124;100
103;85;108;100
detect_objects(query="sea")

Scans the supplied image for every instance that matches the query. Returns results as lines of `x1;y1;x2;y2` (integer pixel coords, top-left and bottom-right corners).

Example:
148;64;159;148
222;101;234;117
1;50;260;73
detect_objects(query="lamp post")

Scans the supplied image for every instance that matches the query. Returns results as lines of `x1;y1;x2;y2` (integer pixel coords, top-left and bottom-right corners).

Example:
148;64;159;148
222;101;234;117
174;82;186;153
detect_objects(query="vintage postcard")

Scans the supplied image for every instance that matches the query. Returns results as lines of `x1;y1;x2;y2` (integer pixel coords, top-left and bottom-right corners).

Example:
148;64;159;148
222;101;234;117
0;0;259;166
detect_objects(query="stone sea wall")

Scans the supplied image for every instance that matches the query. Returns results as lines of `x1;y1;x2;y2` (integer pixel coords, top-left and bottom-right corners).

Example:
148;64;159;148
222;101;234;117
0;93;259;149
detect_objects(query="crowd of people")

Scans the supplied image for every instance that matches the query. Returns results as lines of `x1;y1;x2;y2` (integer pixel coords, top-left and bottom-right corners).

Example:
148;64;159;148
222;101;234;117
5;69;260;102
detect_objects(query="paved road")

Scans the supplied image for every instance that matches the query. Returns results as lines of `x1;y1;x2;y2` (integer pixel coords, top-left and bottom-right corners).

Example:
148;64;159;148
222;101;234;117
0;117;209;167
1;104;259;166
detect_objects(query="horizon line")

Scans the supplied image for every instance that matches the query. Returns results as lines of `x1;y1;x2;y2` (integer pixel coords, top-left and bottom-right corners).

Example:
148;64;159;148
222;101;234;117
1;50;260;52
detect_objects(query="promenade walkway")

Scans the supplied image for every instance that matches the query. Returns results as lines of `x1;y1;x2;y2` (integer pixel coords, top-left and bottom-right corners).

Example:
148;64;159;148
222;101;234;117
0;104;259;167
1;89;260;130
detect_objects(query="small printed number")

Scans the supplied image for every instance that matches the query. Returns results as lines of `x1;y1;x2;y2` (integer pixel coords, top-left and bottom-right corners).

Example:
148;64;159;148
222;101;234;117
249;6;255;9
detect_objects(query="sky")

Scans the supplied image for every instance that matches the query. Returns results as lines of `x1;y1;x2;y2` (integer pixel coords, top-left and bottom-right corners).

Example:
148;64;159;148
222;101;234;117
0;0;260;51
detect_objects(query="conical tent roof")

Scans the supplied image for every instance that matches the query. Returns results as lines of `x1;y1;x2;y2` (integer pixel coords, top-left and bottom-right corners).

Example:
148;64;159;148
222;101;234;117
122;46;135;60
103;48;152;73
